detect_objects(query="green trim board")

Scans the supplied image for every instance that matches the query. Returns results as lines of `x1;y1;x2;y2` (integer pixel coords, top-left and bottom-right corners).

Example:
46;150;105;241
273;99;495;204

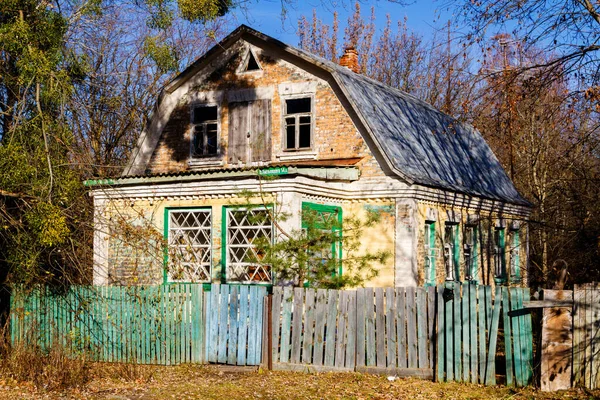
464;225;478;283
163;206;213;284
424;221;436;286
443;223;460;281
510;231;521;282
494;228;507;284
301;202;343;276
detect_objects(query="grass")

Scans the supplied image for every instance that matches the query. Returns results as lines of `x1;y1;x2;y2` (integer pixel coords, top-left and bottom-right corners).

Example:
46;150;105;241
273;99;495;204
0;364;597;400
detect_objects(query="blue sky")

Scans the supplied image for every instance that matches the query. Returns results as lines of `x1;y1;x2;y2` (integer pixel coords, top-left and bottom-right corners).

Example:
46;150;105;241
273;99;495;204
231;0;457;47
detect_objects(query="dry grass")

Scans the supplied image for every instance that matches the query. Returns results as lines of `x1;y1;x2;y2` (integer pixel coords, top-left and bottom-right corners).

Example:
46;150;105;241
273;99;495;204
0;364;596;400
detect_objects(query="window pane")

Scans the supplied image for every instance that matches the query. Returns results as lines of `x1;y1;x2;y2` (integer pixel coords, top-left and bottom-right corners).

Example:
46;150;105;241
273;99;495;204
193;106;217;123
206;124;218;155
286;118;296;149
286;98;311;114
299;123;311;148
168;209;212;283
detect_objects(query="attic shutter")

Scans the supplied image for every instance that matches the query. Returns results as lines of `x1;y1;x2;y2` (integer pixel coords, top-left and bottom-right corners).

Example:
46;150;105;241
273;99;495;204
251;99;271;162
228;101;248;164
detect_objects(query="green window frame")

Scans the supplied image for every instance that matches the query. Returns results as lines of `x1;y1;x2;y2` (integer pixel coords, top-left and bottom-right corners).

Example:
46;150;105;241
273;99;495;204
464;225;479;283
301;202;343;276
444;223;460;281
424;221;436;286
494;227;507;283
510;230;521;283
163;207;213;284
221;205;274;284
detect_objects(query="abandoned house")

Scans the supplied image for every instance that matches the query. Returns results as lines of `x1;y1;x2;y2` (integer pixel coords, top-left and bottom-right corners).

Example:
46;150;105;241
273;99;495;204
87;25;532;288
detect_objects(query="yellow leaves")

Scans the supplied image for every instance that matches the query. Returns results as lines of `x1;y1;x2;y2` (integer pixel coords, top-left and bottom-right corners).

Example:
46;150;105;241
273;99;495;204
24;202;70;247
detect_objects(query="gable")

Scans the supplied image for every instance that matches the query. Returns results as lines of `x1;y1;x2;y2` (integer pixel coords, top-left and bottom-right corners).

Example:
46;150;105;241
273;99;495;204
131;37;386;179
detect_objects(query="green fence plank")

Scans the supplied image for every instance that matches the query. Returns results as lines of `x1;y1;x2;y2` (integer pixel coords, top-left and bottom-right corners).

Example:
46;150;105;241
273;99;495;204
468;284;477;384
485;287;502;386
502;287;515;386
521;288;533;385
436;284;445;382
509;287;522;386
461;283;470;381
453;283;462;382
445;284;454;381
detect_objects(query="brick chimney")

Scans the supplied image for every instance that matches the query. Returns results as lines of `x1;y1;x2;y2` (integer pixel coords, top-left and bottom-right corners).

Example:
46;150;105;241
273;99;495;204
339;47;360;74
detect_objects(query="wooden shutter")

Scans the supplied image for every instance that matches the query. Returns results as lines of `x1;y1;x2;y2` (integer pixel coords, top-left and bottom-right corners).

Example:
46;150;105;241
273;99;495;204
228;101;248;164
250;99;272;162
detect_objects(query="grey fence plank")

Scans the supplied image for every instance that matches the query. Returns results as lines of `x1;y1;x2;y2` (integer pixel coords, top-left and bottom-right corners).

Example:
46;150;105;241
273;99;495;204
279;287;293;364
406;286;417;369
375;288;386;368
335;291;348;368
313;289;327;366
366;288;376;367
397;287;407;369
427;286;436;370
485;287;502;386
417;288;427;369
291;288;304;364
324;290;339;367
302;289;316;364
345;291;357;369
356;288;366;368
227;286;238;365
385;288;397;368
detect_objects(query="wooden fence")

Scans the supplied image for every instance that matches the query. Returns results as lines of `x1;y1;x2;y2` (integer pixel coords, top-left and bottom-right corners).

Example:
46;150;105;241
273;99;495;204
271;286;434;378
10;284;204;365
204;284;267;366
573;283;600;389
436;283;533;386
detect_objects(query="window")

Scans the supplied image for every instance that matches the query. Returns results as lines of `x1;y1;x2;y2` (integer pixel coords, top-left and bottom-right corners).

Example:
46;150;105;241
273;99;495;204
192;105;218;157
444;223;460;281
284;97;312;150
165;208;212;282
302;203;343;276
494;227;507;283
424;221;436;286
225;207;273;283
464;225;478;282
509;229;521;282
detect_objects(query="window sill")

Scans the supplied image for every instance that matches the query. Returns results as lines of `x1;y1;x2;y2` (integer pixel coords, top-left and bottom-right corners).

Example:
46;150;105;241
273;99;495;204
188;158;224;169
276;152;317;161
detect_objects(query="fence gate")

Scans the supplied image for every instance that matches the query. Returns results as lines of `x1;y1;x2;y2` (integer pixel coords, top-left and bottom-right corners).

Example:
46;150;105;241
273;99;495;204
573;283;600;389
436;283;533;387
204;284;267;366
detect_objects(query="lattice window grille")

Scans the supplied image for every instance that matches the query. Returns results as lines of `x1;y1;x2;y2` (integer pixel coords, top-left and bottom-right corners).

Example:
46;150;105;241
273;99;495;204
168;209;212;282
227;208;273;283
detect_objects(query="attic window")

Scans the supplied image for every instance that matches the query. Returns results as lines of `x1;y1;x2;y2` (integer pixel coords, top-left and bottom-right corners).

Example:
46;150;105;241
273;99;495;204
192;105;218;157
284;97;312;150
240;49;262;73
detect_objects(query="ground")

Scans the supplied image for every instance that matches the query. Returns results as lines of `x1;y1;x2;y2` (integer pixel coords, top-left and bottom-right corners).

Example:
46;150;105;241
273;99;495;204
0;364;597;400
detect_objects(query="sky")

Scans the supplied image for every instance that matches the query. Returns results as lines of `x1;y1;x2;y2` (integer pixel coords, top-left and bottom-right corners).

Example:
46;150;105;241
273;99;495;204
230;0;458;48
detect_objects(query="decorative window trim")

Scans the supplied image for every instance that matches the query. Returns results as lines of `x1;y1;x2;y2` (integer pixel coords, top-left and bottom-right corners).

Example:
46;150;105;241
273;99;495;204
444;222;460;282
464;224;479;283
221;205;274;285
189;103;221;159
281;94;315;152
510;230;521;283
301;202;343;276
494;226;507;283
163;207;213;283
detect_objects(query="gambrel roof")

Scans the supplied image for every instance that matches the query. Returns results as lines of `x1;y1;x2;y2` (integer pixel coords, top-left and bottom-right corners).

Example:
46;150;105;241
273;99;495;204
126;25;529;207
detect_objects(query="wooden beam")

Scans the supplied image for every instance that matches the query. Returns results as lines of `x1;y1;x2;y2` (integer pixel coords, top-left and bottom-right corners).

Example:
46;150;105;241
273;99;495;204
522;300;573;309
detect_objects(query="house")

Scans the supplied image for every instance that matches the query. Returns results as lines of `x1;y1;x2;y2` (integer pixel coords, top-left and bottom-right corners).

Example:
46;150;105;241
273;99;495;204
86;25;531;288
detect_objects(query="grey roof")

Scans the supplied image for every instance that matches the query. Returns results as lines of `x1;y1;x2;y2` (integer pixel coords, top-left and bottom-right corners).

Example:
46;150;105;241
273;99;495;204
143;25;530;206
